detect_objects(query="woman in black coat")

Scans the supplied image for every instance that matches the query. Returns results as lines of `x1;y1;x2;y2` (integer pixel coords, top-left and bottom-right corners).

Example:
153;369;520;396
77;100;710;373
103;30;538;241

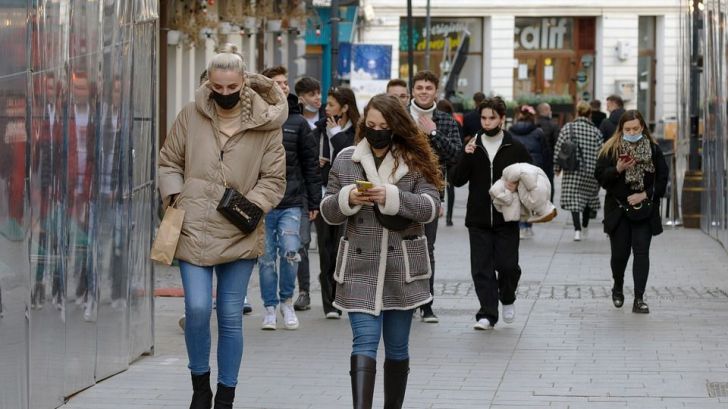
509;105;552;238
594;110;668;314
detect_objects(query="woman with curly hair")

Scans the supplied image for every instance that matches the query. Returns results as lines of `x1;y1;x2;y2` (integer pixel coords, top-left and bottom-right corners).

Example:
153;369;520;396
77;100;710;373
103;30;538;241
320;94;443;409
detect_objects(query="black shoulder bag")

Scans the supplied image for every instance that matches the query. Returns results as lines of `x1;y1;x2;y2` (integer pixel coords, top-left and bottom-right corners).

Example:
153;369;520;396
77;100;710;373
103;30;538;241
556;124;580;171
215;135;264;234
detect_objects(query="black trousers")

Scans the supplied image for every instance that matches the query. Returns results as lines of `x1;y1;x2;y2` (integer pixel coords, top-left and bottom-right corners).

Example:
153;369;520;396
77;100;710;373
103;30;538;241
446;183;455;223
468;224;522;324
314;215;341;314
422;217;438;309
608;216;652;299
571;206;591;231
297;204;312;293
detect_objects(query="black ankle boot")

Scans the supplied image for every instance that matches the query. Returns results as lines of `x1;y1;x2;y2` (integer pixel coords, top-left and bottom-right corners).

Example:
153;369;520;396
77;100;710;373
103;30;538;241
611;288;624;308
190;372;213;409
213;383;235;409
383;359;409;409
350;355;376;409
632;298;650;314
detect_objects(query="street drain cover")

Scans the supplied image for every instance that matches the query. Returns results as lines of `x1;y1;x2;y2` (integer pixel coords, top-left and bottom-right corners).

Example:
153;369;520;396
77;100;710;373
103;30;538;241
707;381;728;397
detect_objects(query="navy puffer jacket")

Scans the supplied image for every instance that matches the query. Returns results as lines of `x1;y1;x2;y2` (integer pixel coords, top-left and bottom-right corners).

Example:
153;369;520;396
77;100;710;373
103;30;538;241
509;121;553;179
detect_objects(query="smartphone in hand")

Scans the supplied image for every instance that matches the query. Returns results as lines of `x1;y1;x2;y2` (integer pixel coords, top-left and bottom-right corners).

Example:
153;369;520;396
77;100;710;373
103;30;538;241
618;153;633;162
356;180;374;192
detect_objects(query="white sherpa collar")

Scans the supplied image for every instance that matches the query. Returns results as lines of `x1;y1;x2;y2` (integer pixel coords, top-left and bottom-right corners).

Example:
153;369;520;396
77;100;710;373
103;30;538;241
351;139;409;185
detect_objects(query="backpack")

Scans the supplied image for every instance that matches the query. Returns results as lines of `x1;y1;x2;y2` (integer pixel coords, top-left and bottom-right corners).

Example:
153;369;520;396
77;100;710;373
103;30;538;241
556;124;580;171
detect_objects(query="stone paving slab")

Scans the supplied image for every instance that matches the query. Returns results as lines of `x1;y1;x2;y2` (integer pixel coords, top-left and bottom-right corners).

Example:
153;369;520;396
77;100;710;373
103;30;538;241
61;185;728;409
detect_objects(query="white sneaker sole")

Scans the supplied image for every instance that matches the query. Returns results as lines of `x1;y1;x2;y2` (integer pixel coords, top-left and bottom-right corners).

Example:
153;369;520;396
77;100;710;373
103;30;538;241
503;315;515;324
473;323;494;330
422;316;439;323
325;312;341;319
283;322;299;330
261;323;277;330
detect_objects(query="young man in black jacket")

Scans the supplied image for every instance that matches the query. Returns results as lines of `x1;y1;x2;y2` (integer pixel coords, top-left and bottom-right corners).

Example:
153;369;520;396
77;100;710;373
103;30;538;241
258;66;322;330
450;97;532;330
408;70;463;323
599;95;626;142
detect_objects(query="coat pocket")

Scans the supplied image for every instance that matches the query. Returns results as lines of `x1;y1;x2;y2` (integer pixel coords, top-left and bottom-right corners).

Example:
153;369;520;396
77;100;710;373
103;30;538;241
333;237;350;284
401;237;432;283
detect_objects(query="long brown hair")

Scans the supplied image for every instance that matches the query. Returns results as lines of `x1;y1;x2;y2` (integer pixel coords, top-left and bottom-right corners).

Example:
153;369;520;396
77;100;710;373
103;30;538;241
356;94;444;190
598;109;656;159
328;86;360;127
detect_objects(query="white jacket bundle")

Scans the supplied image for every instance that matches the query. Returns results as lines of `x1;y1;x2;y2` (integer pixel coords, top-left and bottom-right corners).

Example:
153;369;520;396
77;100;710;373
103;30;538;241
489;163;557;223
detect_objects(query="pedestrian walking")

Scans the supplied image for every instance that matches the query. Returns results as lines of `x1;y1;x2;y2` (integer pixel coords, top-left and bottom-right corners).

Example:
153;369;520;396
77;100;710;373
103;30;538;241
553;102;603;241
509;104;552;238
536;102;560;152
436;99;463;227
599;95;626;142
590;99;607;129
450;96;532;330
257;66;321;330
385;78;410;108
312;86;360;319
595;109;668;314
462;92;486;145
295;76;324;130
158;44;286;409
408;70;463;323
319;94;443;409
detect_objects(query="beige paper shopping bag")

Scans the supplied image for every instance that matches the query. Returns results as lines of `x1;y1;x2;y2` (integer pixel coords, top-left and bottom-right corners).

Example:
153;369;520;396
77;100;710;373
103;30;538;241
150;203;185;265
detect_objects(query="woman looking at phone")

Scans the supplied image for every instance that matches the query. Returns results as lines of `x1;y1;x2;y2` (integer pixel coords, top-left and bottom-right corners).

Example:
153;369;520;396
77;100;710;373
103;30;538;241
595;109;668;314
553;101;603;241
320;94;443;409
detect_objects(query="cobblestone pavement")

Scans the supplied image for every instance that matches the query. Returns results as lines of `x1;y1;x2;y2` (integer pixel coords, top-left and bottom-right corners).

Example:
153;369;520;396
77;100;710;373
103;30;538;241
61;185;728;409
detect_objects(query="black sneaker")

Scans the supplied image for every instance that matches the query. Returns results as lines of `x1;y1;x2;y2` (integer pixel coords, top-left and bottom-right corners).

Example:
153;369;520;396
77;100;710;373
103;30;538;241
420;306;439;323
632;298;649;314
293;291;311;311
243;298;253;315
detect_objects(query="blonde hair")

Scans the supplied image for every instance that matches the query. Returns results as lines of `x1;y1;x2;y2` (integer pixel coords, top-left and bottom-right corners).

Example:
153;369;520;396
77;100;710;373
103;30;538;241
576;101;591;118
598;109;656;159
207;43;246;77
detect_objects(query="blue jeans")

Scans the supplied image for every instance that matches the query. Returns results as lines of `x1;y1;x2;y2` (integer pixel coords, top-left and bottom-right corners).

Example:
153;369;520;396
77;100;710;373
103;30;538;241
180;259;254;387
259;207;302;307
349;310;414;361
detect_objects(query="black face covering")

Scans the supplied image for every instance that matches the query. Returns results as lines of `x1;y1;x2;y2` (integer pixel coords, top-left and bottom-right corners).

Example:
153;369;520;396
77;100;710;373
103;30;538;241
211;90;240;110
483;126;502;137
364;127;393;149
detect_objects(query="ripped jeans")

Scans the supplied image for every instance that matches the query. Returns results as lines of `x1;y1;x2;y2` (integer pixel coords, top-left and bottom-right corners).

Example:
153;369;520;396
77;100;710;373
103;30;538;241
259;207;302;307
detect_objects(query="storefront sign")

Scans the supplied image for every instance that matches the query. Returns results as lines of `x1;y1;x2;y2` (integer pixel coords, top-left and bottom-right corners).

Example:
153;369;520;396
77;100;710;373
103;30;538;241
515;18;571;50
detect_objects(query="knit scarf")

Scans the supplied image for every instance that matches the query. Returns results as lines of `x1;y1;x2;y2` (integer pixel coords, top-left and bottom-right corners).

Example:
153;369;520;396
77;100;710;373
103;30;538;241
620;137;654;191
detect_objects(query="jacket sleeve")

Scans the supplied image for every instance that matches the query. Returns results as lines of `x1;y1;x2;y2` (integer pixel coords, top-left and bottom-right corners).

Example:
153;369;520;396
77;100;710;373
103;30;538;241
449;146;474;187
552;125;567;173
298;121;323;209
594;153;620;190
319;153;361;225
651;144;669;199
330;127;355;160
431;114;463;166
158;108;187;203
245;130;287;213
379;174;441;224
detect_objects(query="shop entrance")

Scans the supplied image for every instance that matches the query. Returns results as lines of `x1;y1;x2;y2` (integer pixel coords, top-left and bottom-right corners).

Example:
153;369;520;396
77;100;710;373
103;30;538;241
514;17;596;124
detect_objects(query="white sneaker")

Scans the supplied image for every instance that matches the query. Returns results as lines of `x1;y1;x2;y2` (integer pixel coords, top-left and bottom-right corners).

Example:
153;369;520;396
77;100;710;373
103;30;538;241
473;318;494;330
519;228;527;240
280;300;299;330
502;303;515;324
261;306;277;330
325;311;342;319
574;230;581;241
526;227;534;237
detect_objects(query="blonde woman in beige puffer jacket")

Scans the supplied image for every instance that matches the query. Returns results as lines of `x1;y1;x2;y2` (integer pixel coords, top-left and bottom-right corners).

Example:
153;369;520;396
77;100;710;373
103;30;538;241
158;44;286;409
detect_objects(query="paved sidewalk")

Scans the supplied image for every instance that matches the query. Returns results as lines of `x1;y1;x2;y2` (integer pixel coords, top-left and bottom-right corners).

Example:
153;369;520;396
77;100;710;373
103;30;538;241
61;186;728;409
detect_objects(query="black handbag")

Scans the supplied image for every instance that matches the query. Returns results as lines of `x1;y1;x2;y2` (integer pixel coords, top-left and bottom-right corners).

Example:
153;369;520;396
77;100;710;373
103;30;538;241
556;125;580;171
217;187;263;234
615;198;653;221
373;206;412;231
214;133;263;234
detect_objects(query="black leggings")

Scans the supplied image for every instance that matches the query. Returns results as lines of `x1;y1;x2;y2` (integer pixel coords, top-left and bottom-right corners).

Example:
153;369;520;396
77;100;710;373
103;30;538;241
608;216;652;299
571;206;591;231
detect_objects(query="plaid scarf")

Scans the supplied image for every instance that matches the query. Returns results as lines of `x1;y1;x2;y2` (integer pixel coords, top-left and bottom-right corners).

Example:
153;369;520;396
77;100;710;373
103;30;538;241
620;137;654;191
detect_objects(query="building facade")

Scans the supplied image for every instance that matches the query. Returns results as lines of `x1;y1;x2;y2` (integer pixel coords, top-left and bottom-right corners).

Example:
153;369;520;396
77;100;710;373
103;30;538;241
0;2;158;409
360;0;681;125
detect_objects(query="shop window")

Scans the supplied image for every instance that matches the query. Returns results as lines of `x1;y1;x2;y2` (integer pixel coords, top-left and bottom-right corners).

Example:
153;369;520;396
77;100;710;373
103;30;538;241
399;17;483;109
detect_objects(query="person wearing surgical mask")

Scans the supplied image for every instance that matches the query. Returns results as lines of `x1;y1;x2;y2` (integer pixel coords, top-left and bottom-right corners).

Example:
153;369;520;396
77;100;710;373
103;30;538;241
595;109;669;315
294;76;324;130
319;94;443;409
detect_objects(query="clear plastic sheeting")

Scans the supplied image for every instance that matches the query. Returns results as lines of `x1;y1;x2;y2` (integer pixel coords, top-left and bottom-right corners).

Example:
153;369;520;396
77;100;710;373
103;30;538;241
0;1;157;408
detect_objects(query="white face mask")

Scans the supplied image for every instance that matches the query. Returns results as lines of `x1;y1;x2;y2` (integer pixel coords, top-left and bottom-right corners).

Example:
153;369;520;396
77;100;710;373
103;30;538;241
623;133;644;143
302;103;319;113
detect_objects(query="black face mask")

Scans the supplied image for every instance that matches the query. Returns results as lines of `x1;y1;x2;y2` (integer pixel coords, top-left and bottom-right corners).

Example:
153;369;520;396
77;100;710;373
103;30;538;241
211;90;240;110
483;126;502;137
364;127;393;149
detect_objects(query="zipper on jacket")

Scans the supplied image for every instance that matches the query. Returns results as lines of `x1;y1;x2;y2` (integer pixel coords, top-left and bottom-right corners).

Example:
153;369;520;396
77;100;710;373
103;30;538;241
476;137;510;227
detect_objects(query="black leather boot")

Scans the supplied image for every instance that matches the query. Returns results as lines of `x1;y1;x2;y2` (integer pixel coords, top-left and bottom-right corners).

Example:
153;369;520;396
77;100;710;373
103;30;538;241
350;355;376;409
213;383;236;409
383;359;409;409
189;372;213;409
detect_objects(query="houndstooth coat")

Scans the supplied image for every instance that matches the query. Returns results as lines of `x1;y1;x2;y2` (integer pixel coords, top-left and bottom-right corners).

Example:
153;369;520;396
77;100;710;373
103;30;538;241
553;117;602;213
320;139;441;315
